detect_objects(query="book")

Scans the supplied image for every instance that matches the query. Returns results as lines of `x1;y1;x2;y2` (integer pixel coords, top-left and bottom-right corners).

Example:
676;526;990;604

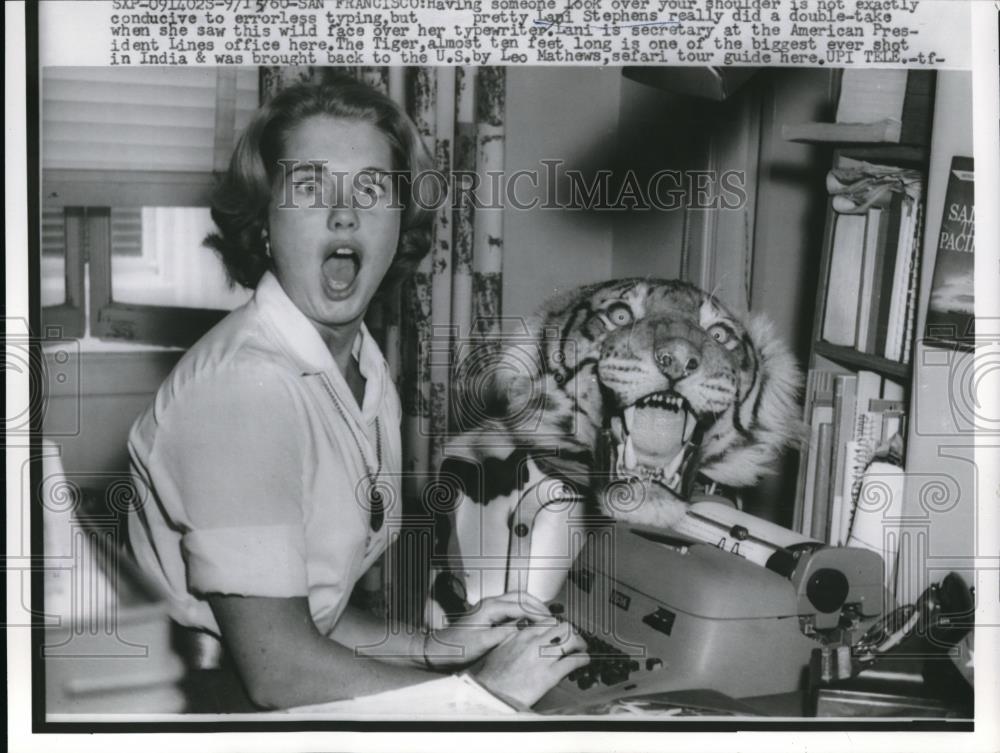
925;156;975;350
900;202;925;364
855;206;884;352
827;373;858;544
856;371;884;418
793;369;819;534
883;193;918;361
871;195;903;355
833;371;883;545
821;213;868;347
881;378;905;401
797;371;836;535
811;422;835;542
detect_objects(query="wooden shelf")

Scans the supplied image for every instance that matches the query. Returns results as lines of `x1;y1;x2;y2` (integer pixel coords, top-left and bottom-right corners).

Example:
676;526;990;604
784;120;929;143
836;144;929;166
813;341;911;381
784;120;902;144
782;122;929;164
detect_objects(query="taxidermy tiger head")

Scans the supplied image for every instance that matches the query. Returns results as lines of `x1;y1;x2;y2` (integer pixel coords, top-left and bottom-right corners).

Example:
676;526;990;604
457;278;804;530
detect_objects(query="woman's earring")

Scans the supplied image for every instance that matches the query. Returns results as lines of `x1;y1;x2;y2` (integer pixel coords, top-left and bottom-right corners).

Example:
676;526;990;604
262;228;271;258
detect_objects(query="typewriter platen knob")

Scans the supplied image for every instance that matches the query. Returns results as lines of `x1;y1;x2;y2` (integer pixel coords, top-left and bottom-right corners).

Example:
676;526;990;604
806;568;850;614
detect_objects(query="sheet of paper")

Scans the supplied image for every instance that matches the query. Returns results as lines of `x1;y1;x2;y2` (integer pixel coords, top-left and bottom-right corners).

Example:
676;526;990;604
280;674;522;718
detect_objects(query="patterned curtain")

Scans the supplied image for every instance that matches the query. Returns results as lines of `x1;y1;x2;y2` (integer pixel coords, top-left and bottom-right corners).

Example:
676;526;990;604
261;67;507;621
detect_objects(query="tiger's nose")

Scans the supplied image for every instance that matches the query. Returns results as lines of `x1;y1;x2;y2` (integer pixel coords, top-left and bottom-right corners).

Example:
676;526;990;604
655;339;701;380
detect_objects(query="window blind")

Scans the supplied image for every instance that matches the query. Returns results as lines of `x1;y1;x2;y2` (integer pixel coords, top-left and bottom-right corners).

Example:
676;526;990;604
42;67;258;172
41;208;65;257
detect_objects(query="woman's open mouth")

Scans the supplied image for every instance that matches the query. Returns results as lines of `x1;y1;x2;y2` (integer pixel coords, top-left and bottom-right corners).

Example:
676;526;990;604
321;245;361;297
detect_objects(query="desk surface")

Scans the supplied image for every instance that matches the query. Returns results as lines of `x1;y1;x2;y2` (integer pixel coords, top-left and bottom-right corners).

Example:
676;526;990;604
743;633;973;719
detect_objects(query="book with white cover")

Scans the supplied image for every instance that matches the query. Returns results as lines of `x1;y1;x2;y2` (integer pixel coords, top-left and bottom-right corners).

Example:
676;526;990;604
855;206;884;352
821;213;868;346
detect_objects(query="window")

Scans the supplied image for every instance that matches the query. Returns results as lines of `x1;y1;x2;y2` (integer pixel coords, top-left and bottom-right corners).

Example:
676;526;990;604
41;208;69;308
111;208;249;310
42;67;258;347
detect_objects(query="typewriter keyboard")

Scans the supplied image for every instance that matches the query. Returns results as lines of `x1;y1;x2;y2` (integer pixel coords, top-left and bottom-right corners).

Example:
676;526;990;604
565;630;664;691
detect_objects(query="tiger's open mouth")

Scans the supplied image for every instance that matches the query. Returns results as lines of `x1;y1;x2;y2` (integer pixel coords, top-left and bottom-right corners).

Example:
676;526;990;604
605;390;704;496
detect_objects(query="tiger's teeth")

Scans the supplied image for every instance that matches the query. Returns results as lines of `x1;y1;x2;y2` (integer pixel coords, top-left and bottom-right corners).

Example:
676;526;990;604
661;448;686;483
624;436;638;470
624;406;635;434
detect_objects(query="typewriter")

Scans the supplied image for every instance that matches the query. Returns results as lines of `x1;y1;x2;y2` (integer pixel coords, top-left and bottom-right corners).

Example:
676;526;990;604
429;454;889;710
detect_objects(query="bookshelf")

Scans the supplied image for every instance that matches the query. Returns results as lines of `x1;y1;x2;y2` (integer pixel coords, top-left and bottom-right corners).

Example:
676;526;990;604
808;140;929;382
812;341;911;381
786;70;936;548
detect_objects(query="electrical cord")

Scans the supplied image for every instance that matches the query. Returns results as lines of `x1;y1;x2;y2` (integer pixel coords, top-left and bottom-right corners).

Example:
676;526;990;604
854;583;939;660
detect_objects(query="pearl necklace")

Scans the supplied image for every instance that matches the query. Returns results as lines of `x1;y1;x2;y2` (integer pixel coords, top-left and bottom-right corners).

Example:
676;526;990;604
319;373;384;532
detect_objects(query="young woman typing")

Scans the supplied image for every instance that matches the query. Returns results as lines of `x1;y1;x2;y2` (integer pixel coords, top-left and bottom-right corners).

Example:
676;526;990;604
127;78;587;711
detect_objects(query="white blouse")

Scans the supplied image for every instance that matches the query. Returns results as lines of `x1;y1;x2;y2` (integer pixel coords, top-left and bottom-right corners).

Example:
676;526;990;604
128;271;402;637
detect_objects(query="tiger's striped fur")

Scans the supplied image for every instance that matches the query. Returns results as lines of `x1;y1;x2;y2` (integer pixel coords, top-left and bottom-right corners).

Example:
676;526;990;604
452;278;804;530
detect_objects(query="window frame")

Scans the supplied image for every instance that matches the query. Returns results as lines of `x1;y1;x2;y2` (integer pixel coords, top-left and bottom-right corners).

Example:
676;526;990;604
41;206;86;338
42;177;230;348
40;68;254;348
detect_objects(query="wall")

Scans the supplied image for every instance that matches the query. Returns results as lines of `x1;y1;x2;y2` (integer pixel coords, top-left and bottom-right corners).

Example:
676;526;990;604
42;351;181;477
749;69;835;362
501;67;622;322
609;75;694;280
744;68;836;524
504;68;709;293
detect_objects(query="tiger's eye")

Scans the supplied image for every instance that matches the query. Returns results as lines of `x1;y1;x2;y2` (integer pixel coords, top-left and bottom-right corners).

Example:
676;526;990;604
605;304;633;327
708;324;731;345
